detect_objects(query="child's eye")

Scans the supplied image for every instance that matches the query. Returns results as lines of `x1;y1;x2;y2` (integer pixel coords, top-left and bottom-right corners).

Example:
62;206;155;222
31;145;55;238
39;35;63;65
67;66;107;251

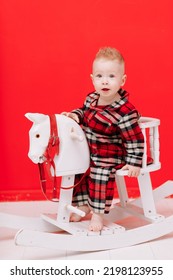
109;74;115;78
96;74;102;78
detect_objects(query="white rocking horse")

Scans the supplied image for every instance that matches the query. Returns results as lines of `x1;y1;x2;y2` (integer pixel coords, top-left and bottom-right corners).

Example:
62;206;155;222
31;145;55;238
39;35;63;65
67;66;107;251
0;113;173;251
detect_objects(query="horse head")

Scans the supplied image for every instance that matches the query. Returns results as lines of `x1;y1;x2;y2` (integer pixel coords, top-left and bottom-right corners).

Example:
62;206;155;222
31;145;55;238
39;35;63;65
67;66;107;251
25;113;50;164
25;113;90;176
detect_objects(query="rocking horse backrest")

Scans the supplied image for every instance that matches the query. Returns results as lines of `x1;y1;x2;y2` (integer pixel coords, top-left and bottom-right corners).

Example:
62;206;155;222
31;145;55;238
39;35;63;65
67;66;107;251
139;117;160;170
25;113;90;177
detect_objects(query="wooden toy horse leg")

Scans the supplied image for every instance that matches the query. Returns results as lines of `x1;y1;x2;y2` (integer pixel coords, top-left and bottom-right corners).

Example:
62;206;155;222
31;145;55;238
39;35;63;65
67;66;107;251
41;175;75;228
41;175;88;234
137;173;164;222
57;175;75;223
112;171;164;224
115;175;129;207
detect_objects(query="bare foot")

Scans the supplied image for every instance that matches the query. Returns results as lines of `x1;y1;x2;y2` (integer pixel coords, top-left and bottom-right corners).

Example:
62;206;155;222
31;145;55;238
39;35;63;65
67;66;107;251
70;205;90;222
88;213;104;232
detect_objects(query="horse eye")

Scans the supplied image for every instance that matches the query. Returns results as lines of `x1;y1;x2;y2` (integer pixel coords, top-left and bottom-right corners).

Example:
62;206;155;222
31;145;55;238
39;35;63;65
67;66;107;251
35;134;40;138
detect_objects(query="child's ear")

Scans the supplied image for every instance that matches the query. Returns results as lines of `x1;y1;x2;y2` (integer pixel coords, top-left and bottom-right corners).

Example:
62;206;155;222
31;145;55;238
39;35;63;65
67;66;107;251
121;74;127;86
90;74;93;80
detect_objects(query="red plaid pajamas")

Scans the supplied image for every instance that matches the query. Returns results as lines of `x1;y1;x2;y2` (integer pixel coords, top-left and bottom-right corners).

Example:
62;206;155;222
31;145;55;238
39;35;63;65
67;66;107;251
72;89;144;214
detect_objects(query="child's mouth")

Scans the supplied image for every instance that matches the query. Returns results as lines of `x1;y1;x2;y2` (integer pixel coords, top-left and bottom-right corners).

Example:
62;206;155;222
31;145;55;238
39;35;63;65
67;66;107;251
102;88;109;91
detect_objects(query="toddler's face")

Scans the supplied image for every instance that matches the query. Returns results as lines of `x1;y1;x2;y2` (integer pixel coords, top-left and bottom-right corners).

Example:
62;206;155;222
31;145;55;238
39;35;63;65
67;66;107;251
91;58;126;102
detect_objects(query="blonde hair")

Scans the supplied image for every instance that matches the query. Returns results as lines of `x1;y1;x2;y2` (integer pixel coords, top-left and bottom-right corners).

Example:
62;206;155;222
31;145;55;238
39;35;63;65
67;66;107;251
95;47;125;64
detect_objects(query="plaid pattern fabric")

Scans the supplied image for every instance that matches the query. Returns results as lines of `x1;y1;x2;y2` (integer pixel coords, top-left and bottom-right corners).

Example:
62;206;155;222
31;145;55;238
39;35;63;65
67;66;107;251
72;88;144;213
73;164;116;214
72;89;144;168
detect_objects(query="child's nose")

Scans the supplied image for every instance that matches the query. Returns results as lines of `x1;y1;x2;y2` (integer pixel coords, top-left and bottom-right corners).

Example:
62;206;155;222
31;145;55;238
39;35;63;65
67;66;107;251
102;77;108;84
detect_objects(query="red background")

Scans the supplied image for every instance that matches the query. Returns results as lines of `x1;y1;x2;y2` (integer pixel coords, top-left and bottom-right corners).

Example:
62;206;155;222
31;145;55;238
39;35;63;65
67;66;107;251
0;0;173;201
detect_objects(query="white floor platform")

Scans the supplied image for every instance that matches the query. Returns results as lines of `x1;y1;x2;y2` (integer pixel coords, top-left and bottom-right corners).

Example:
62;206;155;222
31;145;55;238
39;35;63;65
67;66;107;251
0;199;173;260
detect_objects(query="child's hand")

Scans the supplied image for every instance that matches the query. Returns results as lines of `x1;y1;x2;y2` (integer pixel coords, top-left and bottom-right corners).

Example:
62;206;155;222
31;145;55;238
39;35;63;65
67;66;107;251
121;164;140;177
61;112;80;123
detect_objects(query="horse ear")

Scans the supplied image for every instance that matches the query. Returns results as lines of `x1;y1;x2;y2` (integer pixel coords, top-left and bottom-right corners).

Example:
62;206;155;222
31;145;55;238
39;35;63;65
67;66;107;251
25;113;48;124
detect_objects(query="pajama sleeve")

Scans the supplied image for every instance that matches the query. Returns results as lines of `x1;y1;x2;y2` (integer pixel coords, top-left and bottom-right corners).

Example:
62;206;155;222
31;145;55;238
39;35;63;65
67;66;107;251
71;108;84;124
118;110;144;167
71;94;92;124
